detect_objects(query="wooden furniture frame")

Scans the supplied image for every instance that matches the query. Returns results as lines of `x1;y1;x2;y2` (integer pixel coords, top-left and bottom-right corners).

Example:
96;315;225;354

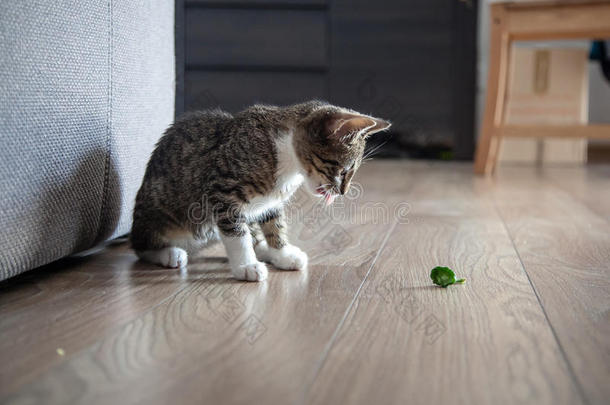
474;0;610;174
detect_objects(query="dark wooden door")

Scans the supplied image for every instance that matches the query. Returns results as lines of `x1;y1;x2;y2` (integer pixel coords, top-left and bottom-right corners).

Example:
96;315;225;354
176;0;477;159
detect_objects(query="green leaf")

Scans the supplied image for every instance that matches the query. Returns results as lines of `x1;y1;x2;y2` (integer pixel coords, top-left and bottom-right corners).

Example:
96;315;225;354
430;266;465;288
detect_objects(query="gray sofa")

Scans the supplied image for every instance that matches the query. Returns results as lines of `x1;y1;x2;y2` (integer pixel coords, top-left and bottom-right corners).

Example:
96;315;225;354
0;1;175;280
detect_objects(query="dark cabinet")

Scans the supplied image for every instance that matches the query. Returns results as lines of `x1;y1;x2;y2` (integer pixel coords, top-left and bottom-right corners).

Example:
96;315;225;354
176;0;476;159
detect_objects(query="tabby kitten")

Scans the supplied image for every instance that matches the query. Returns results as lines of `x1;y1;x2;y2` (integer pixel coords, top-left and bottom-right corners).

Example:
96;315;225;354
131;101;390;281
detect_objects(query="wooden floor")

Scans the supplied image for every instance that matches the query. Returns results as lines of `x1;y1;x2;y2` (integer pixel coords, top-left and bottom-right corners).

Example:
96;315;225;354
1;161;609;405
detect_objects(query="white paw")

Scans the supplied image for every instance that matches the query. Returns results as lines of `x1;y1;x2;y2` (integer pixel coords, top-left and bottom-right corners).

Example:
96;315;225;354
256;242;308;271
161;247;188;268
138;247;188;268
232;261;268;282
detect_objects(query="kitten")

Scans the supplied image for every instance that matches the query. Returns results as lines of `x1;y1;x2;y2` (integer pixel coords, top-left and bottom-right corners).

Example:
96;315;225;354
130;101;390;281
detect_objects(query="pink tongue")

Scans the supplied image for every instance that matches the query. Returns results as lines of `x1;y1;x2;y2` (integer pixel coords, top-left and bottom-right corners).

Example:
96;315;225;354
325;193;336;206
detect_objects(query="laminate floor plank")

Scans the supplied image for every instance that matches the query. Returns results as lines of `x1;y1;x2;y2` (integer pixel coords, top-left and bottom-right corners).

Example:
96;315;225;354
1;232;387;405
1;162;422;405
1;161;608;405
542;165;610;222
306;164;582;405
492;166;610;405
0;244;194;396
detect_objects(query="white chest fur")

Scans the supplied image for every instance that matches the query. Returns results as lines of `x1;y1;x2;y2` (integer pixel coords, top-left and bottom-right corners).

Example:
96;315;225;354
241;131;304;222
243;173;303;221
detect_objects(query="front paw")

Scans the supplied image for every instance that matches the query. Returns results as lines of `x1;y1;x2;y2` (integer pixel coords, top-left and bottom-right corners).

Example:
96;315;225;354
232;261;268;282
256;242;308;270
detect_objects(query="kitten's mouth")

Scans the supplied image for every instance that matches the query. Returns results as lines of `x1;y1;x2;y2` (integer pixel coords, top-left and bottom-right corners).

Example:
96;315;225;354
316;186;337;206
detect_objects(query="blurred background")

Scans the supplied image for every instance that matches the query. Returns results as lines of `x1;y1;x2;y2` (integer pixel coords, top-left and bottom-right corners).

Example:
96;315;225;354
176;0;478;160
176;0;610;162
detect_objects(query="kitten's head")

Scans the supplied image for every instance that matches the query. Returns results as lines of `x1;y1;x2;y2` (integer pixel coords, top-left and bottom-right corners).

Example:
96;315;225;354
294;104;391;204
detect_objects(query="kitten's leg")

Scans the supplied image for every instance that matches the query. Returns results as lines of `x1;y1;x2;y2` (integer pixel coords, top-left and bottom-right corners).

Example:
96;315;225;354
132;231;188;268
218;216;267;282
136;226;217;268
131;220;189;268
137;247;188;268
253;209;308;270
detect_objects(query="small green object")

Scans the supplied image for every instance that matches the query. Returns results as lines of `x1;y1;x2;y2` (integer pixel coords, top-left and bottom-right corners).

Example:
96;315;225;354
430;266;466;288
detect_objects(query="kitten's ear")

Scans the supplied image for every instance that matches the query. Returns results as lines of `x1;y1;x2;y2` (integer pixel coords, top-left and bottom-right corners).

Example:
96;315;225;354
326;113;391;142
363;117;392;137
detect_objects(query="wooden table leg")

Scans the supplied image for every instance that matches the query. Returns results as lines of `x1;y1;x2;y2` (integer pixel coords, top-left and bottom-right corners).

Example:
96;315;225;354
488;36;513;173
475;4;511;175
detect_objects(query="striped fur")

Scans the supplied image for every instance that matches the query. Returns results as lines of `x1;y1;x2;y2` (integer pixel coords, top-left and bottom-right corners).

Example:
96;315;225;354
130;101;390;278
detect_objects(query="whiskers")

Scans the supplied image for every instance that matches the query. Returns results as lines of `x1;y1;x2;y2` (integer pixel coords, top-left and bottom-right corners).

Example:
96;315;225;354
323;189;337;206
363;141;388;161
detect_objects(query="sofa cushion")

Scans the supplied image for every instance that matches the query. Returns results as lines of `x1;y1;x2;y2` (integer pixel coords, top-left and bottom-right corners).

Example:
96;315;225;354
0;0;175;280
